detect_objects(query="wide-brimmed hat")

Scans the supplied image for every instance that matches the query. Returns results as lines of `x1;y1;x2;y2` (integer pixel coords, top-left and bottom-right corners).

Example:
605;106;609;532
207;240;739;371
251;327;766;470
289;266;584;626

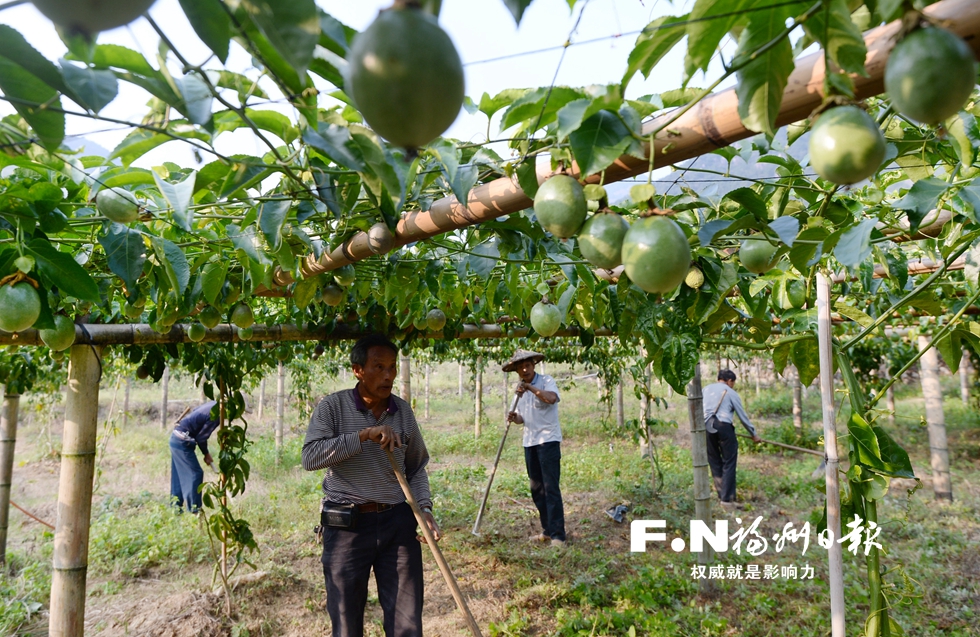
501;349;545;372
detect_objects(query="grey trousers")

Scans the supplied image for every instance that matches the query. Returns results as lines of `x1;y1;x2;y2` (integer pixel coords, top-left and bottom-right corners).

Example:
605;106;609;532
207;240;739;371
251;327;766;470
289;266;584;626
321;503;423;637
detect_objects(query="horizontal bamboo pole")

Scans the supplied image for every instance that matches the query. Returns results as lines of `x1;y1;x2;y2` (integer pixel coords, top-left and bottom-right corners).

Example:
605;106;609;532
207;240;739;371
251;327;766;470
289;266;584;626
272;0;980;285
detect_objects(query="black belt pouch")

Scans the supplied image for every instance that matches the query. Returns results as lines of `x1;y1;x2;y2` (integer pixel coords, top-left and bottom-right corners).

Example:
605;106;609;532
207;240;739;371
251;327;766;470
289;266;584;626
321;503;358;529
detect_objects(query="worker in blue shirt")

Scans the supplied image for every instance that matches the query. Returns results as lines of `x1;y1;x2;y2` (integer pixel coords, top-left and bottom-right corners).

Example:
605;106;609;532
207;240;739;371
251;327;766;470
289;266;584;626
702;370;761;509
170;400;219;512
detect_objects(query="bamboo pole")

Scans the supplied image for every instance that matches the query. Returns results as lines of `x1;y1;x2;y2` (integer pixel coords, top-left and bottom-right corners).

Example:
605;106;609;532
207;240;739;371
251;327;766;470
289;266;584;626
474;356;483;438
257;377;266;421
918;335;953;501
49;344;102;637
792;366;803;437
686;364;714;595
425;364;431;421
275;362;285;458
616;379;624;429
735;433;823;457
122;378;131;429
271;0;980;283
400;352;412;406
959;351;970;406
457;363;463;396
816;274;846;637
0;391;20;564
159;366;169;431
384;449;483;637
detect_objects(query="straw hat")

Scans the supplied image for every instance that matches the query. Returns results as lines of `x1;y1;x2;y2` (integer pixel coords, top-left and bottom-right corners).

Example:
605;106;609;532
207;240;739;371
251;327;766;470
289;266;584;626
501;349;545;372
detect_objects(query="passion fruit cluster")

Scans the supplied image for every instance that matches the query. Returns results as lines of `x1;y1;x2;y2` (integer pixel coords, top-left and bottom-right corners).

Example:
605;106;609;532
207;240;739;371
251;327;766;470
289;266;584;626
532;175;692;295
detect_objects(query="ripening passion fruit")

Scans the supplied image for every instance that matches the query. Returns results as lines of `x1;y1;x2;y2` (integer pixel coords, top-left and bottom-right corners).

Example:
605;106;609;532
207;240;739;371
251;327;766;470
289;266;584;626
30;0;158;36
621;216;691;294
230;304;254;329
187;323;207;342
426;308;447;331
237;326;254;341
885;26;978;125
739;238;780;274
39;314;75;351
808;106;885;185
578;211;630;269
198;306;221;329
96;187;140;224
533;175;587;238
347;5;464;149
334;265;356;287
321;284;344;307
530;301;561;337
0;282;41;333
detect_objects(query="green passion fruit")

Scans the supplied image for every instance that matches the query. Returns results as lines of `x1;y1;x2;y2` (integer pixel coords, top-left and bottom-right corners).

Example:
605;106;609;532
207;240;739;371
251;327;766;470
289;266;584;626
334;265;356;287
533;175;587;238
426;308;447;331
321;284;344;307
198;306;221;329
885;27;978;125
237;326;254;341
39;314;75;351
96;187;140;224
230;304;254;329
31;0;157;36
347;6;464;149
530;301;561;337
578;211;630;269
808;106;885;185
123;302;143;319
187;323;207;342
621;216;691;294
739;238;780;274
0;282;41;333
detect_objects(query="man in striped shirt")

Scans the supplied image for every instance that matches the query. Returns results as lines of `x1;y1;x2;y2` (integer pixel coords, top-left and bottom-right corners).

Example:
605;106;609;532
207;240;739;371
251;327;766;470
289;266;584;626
302;334;439;637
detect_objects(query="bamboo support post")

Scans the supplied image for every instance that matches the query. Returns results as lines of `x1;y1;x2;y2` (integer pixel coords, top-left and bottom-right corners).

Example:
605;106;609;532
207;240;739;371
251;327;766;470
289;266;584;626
49;344;102;637
616;380;624;429
959;351;970;406
122;379;131;429
159;366;169;431
400;352;412;406
686;364;714;595
816;274;846;637
792;366;803;436
458;363;463;397
384;449;483;637
918;335;953;501
424;364;431;421
0;391;20;564
474;356;483;438
257;378;266;421
275;362;285;458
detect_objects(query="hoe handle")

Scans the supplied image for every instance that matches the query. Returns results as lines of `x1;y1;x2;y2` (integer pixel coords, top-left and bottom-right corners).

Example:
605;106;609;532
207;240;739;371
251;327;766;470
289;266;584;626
737;433;824;457
472;392;522;535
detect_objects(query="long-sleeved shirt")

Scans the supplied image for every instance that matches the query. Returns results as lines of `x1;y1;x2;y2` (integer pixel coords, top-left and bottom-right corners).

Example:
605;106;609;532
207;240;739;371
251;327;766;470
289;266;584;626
174;401;219;456
301;386;432;510
702;382;757;437
515;373;562;447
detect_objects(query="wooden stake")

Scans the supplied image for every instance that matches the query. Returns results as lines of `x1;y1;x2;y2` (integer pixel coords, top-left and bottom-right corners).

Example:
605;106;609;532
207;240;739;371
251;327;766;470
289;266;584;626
474;356;483;438
458;362;463;397
959;350;970;406
616;379;624;430
425;364;431;421
384;450;483;637
792;366;803;436
275;362;285;459
122;378;131;429
686;364;714;595
400;352;412;406
160;366;169;431
257;377;265;421
49;344;102;637
918;335;953;501
0;391;20;564
816;273;846;637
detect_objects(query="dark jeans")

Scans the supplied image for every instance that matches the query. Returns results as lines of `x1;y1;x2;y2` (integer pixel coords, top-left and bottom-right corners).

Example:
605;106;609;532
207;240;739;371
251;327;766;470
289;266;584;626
525;441;566;541
706;421;739;502
169;434;203;512
321;502;423;637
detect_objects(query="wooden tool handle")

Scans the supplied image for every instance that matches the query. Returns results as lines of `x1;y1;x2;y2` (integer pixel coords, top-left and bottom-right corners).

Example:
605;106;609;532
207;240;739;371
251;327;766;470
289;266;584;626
736;433;824;457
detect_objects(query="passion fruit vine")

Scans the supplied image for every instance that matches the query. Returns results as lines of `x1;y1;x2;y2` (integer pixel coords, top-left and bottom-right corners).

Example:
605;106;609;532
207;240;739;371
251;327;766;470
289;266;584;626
808;106;885;185
347;4;464;149
533;175;587;238
885;26;978;125
621;216;691;294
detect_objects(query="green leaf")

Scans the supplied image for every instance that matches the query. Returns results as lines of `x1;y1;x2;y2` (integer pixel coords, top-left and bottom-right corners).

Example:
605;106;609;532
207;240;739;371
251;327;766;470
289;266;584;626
59;59;117;113
431;140;479;206
350;131;408;208
847;412;884;471
257;199;291;251
500;86;586;131
724;187;768;222
90;44;158;76
293;276;318;309
25;239;101;304
871;425;915;478
241;109;297;144
0;26;70;95
515;159;539;200
568;110;632;178
947;111;980;171
302;123;365;172
151;237;190;295
884;248;908;290
959;177;980;223
177;72;213;126
478;89;523;119
153;169;197;231
833;218;877;269
201;261;228;305
501;0;535;24
790;338;820;387
240;0;319;77
802;0;868;76
734;7;795;136
893;178;948;232
227;224;272;266
768;216;799;247
555;98;592;140
622;14;689;89
98;224;148;292
465;240;499;279
772;341;791;376
178;0;231;63
0;57;64;150
834;300;874;328
684;0;754;80
661;332;699;395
